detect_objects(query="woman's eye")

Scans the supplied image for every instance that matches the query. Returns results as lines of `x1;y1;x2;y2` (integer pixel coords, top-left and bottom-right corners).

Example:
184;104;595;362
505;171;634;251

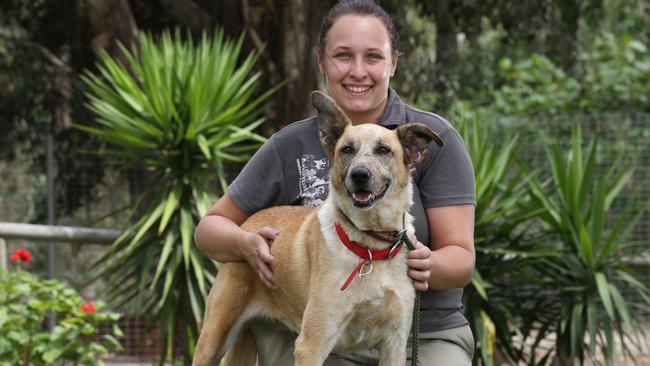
341;145;354;154
368;54;383;61
334;52;351;60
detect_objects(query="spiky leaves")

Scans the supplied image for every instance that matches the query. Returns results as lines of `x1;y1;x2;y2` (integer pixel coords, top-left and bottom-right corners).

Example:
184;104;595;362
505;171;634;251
79;29;279;362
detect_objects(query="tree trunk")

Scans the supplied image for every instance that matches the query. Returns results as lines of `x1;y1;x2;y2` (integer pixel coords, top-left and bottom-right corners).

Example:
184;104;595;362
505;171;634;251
548;0;580;73
87;0;139;57
238;0;322;133
158;0;211;36
433;0;458;106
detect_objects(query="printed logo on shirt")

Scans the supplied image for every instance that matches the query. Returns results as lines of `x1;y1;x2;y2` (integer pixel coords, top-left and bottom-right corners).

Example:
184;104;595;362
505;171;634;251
296;154;329;206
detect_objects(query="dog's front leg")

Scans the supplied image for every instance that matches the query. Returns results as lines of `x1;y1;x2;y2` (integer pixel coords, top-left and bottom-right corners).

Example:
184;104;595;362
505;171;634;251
294;300;349;366
377;309;412;366
377;335;408;366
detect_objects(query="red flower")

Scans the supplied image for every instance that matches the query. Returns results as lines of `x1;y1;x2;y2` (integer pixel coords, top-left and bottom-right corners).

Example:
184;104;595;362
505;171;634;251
10;248;31;263
79;300;96;314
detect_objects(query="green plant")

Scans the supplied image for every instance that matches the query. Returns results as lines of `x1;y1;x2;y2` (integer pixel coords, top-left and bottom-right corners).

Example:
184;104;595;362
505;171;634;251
490;55;581;115
579;33;650;112
0;267;122;365
78;29;279;362
456;113;550;365
526;126;650;365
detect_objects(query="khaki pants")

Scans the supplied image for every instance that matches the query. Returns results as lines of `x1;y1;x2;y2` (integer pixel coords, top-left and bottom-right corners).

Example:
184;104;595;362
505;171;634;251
249;319;474;365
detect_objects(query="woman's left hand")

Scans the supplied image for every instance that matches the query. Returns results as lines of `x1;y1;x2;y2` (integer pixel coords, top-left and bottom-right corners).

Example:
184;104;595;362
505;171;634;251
407;239;433;292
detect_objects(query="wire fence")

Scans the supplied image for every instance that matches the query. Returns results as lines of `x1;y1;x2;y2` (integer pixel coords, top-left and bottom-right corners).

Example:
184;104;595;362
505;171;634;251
1;114;649;360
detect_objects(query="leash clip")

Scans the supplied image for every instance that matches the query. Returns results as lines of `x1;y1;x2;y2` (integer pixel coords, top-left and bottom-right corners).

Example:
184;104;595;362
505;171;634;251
358;249;373;276
395;229;416;250
388;240;402;258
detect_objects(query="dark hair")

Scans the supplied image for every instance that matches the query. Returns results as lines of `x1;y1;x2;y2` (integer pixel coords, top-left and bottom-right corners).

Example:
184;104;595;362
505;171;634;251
318;0;399;55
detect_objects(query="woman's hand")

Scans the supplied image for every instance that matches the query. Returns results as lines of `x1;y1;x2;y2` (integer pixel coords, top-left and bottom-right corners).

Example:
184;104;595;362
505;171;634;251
407;239;433;292
241;227;278;290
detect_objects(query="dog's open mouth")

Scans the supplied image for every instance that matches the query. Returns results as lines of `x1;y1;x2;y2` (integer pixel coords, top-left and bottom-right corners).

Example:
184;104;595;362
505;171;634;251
349;183;389;208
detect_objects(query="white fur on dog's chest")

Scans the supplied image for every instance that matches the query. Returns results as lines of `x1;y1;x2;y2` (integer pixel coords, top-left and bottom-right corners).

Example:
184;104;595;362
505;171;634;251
333;274;414;352
317;203;415;353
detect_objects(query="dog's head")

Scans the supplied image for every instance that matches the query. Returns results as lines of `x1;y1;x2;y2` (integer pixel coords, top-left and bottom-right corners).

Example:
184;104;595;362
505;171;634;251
312;91;443;211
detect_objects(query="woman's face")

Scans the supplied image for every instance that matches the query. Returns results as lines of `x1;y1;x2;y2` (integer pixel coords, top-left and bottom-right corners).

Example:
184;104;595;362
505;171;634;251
318;15;397;124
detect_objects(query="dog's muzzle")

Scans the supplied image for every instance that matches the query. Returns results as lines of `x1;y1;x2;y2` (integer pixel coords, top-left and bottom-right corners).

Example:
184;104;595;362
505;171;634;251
346;167;390;208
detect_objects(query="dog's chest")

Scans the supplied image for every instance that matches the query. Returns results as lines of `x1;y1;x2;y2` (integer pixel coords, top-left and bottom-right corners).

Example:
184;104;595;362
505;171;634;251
329;264;413;351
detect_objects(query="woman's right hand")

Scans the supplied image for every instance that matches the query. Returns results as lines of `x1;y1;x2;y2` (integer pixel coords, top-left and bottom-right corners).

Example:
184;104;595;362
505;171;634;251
241;227;278;290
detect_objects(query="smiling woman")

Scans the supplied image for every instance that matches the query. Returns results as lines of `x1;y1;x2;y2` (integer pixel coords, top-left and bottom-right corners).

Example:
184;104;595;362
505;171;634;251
317;14;397;124
194;0;477;365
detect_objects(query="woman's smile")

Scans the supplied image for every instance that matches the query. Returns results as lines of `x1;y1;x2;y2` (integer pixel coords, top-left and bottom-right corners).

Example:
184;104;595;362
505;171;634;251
344;84;373;94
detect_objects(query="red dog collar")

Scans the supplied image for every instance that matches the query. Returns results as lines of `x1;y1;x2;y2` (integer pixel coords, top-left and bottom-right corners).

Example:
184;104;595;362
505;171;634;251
335;223;404;291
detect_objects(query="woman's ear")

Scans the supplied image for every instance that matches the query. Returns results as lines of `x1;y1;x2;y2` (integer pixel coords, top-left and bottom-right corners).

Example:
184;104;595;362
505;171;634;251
390;51;398;77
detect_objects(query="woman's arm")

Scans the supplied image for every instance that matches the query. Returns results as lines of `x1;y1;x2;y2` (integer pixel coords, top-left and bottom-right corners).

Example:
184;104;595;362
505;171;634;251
194;193;278;288
407;204;475;291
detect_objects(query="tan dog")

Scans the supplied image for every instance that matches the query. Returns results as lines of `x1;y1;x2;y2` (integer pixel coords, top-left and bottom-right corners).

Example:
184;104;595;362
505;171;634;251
193;91;443;366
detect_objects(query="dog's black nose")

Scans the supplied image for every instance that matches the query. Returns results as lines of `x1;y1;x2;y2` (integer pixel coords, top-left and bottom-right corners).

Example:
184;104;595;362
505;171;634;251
350;167;371;184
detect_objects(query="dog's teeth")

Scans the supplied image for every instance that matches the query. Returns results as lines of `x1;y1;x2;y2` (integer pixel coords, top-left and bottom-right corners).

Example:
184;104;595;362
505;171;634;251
353;192;372;201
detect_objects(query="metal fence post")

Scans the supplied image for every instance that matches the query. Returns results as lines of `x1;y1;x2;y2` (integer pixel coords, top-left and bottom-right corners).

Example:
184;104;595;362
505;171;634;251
47;132;56;330
0;238;6;271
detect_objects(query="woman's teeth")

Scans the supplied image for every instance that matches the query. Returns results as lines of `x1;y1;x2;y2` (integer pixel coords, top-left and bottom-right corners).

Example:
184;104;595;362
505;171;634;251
346;85;371;93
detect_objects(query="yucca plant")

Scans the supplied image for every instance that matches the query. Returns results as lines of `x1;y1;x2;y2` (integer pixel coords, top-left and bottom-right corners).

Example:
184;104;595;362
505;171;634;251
76;29;279;362
457;116;550;365
526;126;649;365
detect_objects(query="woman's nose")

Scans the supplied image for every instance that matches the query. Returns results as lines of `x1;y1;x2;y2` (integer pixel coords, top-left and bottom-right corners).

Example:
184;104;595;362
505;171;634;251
348;57;368;79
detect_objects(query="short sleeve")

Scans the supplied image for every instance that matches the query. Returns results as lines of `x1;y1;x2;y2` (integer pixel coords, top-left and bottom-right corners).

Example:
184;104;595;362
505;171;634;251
416;128;475;208
227;135;287;214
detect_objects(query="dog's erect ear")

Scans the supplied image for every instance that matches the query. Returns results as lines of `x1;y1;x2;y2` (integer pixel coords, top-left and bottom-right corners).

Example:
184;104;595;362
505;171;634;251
312;91;351;156
396;123;443;166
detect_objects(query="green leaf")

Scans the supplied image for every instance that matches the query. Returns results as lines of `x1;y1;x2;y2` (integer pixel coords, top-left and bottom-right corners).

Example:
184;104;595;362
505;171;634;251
42;348;64;363
471;270;489;300
151;232;178;292
609;284;633;330
595;272;614;319
180;206;194;269
131;199;165;247
113;324;124;338
159;183;183;234
197;134;212;160
570;302;584;357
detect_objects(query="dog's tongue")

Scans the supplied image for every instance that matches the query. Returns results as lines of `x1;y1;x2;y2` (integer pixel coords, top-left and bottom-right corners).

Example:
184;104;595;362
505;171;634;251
353;192;372;202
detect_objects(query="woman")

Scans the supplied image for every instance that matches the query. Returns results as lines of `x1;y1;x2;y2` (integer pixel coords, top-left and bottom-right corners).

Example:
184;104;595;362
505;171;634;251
194;0;476;364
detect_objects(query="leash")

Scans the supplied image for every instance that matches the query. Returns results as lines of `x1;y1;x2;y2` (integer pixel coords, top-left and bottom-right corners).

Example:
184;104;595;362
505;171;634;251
336;212;421;366
392;227;421;366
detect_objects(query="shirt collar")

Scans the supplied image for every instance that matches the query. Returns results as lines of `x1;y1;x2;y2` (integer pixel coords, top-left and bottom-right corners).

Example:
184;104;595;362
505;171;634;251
378;88;407;128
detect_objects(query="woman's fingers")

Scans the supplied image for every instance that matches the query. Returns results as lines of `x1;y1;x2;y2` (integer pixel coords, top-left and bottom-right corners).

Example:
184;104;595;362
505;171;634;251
257;226;280;241
241;227;279;289
406;239;432;292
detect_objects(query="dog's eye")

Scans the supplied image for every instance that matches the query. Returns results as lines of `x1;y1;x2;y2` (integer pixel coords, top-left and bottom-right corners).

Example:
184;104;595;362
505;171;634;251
376;145;391;155
341;145;354;154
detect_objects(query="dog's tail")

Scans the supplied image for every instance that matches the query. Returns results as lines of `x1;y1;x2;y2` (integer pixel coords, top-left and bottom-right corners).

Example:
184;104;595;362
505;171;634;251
222;325;258;366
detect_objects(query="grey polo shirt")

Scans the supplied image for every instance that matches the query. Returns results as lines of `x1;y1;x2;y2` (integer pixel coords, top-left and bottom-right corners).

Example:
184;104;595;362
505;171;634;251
228;89;476;332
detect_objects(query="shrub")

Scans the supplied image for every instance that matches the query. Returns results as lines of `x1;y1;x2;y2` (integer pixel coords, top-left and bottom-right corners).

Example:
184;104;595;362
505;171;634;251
0;249;122;366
